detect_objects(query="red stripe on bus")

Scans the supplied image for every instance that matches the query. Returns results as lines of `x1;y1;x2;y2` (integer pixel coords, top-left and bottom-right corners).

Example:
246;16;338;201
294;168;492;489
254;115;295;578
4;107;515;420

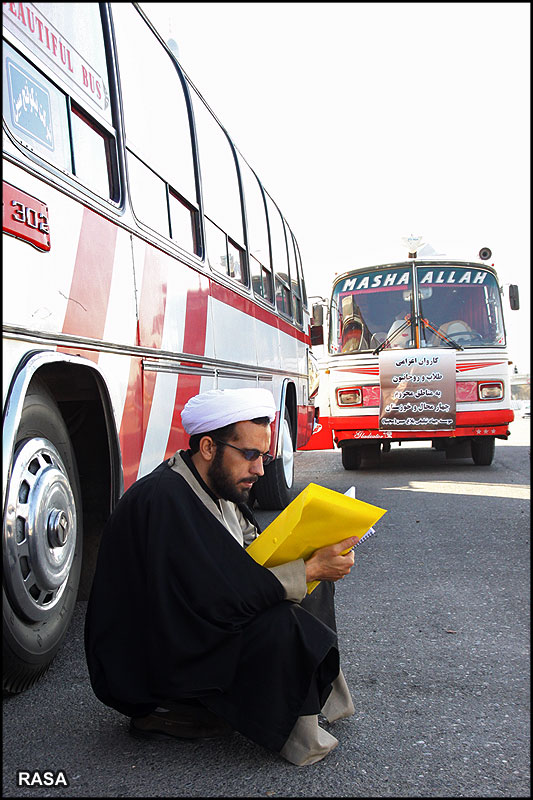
137;246;168;350
120;247;168;488
138;247;168;466
119;356;144;491
210;281;308;343
59;207;117;362
184;275;210;354
165;277;210;457
456;362;504;371
337;363;504;375
138;247;167;410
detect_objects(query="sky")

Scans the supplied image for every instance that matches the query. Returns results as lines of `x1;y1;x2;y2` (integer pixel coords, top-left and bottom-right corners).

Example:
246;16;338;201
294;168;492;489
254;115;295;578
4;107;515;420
141;2;530;374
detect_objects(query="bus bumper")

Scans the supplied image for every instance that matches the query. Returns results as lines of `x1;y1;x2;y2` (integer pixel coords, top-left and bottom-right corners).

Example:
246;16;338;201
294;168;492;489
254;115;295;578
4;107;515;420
300;409;514;449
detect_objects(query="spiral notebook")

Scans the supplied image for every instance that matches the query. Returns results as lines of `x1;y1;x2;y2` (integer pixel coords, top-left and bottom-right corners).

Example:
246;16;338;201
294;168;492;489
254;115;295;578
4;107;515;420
246;482;387;593
344;486;376;550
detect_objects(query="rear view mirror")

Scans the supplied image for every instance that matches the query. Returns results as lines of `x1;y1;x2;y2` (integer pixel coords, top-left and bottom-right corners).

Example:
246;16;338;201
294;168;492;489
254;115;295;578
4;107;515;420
311;303;324;326
402;287;432;301
310;303;324;345
509;284;520;310
310;325;324;346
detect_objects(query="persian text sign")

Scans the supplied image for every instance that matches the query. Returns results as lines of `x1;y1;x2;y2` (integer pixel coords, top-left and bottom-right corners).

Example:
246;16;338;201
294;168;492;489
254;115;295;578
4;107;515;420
379;349;456;431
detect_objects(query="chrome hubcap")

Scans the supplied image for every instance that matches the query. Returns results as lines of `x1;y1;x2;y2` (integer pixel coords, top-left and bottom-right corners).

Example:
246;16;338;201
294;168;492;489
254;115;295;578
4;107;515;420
280;417;294;488
3;438;77;621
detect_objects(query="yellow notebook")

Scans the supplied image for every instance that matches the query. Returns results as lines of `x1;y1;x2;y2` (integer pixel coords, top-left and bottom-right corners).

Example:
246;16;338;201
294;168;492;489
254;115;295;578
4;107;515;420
246;483;387;593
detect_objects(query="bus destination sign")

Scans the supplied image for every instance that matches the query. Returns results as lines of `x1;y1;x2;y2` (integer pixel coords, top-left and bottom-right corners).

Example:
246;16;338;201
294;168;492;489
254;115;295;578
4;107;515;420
379;349;456;431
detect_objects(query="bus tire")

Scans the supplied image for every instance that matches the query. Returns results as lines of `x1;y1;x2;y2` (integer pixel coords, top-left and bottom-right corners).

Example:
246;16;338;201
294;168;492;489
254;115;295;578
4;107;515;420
361;443;381;468
3;379;82;695
471;436;495;466
254;409;294;510
341;445;362;470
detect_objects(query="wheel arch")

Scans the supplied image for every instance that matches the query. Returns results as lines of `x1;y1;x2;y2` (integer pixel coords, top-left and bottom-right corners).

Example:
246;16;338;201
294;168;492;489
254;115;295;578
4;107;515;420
3;351;123;598
276;379;297;455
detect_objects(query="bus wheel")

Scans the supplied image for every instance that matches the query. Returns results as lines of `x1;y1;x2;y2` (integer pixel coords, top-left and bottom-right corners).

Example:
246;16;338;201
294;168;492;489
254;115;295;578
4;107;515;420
3;380;82;695
361;443;381;469
254;409;294;510
471;436;495;466
341;445;362;470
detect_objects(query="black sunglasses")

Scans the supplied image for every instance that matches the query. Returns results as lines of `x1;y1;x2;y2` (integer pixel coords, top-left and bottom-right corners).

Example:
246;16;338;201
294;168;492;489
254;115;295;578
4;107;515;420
214;440;274;465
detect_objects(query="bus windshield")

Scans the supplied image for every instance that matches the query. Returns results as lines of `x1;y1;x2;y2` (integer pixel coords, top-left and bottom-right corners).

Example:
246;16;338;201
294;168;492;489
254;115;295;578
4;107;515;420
416;266;505;348
329;264;505;354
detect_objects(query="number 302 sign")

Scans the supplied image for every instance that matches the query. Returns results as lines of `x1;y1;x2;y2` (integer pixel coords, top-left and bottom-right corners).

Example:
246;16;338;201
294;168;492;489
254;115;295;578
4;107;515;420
3;181;51;251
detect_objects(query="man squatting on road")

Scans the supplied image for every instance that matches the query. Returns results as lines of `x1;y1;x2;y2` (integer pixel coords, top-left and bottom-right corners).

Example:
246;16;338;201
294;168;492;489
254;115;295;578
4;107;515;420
85;388;357;766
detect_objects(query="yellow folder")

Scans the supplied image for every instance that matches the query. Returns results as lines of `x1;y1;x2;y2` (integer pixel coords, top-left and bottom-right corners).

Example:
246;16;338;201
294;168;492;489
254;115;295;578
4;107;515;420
246;483;387;593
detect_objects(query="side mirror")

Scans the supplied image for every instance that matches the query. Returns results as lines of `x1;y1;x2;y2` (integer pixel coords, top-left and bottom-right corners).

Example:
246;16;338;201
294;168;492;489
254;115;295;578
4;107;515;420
509;284;520;310
310;325;324;346
311;303;323;326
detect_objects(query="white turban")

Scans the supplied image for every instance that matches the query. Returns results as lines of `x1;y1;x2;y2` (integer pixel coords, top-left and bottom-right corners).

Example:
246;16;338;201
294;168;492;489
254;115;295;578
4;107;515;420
181;388;277;436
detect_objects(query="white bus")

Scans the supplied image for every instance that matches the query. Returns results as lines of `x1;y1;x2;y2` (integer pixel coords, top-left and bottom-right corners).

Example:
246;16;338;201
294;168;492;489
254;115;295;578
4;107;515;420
2;3;316;693
306;246;519;469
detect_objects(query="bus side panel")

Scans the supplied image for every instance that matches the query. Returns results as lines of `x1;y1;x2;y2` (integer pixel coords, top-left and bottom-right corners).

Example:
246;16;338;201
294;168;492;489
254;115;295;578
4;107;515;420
127;238;213;484
2;164;139;446
3;166;85;338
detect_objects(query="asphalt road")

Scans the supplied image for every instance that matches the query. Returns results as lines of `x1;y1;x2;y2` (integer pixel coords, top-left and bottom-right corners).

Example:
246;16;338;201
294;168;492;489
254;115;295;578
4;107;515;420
3;419;530;798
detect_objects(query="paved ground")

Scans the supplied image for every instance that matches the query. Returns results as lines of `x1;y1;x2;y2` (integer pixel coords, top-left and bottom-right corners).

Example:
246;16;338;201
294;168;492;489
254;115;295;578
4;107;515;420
3;419;530;797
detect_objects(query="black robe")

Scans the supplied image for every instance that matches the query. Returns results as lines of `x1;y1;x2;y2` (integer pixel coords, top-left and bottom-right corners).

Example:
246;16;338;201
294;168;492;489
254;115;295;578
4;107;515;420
84;460;340;752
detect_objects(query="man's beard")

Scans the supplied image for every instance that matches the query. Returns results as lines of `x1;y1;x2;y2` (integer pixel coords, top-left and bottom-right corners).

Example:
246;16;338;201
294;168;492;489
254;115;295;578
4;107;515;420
207;448;256;504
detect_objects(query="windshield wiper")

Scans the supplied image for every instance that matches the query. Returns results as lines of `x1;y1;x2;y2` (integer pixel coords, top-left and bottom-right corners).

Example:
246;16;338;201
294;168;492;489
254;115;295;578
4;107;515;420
373;317;412;355
373;315;464;355
420;317;464;350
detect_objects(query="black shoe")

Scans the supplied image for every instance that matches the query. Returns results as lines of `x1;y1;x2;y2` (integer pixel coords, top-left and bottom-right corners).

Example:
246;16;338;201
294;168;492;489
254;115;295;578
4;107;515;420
129;705;232;741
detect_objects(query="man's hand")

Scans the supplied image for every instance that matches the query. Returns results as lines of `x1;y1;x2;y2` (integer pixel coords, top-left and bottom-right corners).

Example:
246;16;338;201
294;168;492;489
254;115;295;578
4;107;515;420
304;537;358;584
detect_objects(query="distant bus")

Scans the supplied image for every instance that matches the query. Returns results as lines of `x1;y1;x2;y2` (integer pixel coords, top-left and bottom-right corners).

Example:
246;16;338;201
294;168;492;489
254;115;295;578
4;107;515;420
3;2;316;693
306;248;519;469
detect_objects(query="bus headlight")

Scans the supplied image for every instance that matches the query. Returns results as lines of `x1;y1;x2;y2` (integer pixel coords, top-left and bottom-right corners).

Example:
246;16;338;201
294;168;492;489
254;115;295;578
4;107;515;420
478;382;503;400
336;387;362;406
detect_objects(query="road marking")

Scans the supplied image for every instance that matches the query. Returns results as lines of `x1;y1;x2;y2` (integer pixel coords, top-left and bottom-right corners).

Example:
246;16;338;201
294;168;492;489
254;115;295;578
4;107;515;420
384;480;529;499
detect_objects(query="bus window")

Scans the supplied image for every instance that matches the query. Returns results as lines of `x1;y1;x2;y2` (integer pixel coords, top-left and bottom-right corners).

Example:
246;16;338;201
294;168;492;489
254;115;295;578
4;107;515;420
293;236;307;307
205;218;228;274
238;154;273;302
70;106;112;198
3;40;116;200
265;192;291;318
169;190;197;254
228;239;244;282
204;217;245;284
275;279;292;319
127;153;169;237
3;41;72;171
3;3;112;125
285;220;303;325
330;268;412;353
249;254;274;303
416;266;505;347
111;3;198;249
189;88;246;283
